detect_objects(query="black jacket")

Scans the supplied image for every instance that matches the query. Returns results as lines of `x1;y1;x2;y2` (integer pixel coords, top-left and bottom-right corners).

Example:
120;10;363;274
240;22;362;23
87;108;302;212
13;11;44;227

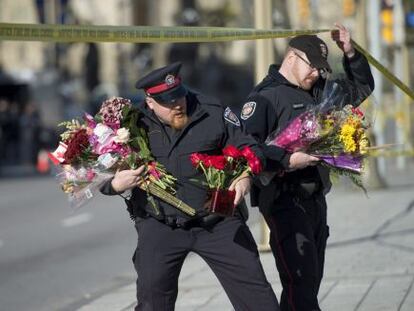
101;91;263;222
237;50;374;204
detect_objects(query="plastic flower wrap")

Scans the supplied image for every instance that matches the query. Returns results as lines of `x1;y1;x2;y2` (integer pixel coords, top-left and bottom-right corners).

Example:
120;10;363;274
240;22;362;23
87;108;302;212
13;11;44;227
49;97;195;216
263;79;372;191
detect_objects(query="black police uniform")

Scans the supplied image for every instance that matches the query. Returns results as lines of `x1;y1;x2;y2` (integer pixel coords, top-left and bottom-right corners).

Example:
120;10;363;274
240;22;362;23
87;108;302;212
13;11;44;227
236;50;374;311
101;63;279;311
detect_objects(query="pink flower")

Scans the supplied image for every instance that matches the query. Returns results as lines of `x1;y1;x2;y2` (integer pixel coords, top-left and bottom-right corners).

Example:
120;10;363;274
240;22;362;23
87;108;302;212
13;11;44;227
148;162;162;179
86;169;96;182
95;140;130;156
84;113;97;129
98;97;131;129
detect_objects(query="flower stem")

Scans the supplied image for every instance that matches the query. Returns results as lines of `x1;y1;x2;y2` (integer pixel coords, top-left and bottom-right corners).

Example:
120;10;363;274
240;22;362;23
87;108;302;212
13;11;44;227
138;182;196;216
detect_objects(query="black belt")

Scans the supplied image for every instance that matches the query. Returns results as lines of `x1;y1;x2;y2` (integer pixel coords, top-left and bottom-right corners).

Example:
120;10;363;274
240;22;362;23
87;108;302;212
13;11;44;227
162;214;224;230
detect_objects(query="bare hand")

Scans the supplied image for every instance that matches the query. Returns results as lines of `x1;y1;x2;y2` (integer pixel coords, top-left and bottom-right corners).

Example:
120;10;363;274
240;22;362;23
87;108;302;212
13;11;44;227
111;165;145;193
331;22;355;58
229;176;252;206
289;152;320;170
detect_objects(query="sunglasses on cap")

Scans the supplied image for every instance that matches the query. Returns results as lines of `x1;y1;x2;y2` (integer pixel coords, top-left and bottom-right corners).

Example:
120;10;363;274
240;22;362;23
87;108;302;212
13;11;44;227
294;52;329;79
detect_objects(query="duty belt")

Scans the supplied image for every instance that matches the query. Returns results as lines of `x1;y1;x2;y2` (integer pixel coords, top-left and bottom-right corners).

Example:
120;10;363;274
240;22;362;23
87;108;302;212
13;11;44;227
162;214;224;230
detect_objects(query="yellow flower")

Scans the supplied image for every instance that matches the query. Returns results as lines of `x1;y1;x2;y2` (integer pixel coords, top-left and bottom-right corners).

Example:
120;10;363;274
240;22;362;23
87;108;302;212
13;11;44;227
61;183;74;193
341;123;356;136
339;124;357;153
342;136;357;152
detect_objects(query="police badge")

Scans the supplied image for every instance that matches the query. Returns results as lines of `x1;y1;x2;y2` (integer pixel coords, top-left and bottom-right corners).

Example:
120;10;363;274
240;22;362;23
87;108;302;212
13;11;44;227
241;102;256;120
224;107;240;126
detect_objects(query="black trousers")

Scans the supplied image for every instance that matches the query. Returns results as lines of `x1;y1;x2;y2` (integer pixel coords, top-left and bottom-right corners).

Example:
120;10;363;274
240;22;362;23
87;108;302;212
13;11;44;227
264;191;329;311
133;216;280;311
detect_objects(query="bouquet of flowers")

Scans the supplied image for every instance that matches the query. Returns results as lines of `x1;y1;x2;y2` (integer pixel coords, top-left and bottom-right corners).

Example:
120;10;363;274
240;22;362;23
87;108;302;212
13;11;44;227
190;145;262;216
263;80;371;190
49;97;195;216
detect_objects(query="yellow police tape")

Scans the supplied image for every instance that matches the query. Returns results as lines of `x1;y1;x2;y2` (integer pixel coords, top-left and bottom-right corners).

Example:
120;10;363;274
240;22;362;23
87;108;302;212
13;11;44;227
369;149;414;158
351;40;414;101
0;22;329;43
0;22;413;101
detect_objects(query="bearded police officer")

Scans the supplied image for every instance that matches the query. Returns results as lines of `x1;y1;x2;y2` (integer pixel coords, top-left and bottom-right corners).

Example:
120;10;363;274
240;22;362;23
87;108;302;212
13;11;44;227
236;24;374;311
101;62;279;311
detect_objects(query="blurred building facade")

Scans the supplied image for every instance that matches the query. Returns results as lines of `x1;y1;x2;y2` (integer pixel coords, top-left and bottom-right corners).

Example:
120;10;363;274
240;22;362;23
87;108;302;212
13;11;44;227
0;0;413;173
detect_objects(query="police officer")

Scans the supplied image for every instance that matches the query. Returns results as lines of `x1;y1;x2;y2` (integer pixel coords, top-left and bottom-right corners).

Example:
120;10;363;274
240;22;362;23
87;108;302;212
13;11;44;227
100;62;279;311
236;24;375;311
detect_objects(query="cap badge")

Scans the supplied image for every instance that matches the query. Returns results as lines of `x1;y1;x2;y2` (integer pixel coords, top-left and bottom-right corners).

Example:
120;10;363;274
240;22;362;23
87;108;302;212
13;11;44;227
165;74;175;86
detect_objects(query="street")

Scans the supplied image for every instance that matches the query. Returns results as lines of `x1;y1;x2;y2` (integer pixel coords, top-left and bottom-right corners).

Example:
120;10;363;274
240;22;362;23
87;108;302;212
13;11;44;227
1;163;414;311
0;176;136;311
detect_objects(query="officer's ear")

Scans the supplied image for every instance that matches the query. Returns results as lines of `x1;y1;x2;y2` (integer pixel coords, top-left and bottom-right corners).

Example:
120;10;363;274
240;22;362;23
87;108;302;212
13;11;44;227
285;49;296;66
146;96;155;110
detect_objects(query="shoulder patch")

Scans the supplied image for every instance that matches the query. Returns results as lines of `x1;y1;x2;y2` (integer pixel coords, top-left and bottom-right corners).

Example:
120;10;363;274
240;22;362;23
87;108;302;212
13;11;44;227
224;107;240;127
241;101;256;120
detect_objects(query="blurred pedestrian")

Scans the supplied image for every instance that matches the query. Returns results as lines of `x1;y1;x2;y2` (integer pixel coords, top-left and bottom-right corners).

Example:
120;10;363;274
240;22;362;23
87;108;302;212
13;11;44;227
0;98;9;164
19;102;41;165
1;101;20;165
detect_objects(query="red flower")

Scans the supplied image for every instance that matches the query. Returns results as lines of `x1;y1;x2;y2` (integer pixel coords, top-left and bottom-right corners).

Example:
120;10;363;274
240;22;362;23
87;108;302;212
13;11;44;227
190;153;206;167
204;155;227;170
351;107;364;118
63;129;90;163
241;146;262;174
248;157;262;175
241;146;255;161
191;147;261;190
223;145;242;159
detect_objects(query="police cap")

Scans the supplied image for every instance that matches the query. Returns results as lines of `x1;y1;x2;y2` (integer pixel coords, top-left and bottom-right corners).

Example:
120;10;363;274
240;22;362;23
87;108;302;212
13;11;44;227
135;62;188;103
289;35;332;73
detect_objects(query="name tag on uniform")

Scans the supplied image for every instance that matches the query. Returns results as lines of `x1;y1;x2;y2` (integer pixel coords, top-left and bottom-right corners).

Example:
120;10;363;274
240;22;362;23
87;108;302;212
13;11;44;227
293;103;305;109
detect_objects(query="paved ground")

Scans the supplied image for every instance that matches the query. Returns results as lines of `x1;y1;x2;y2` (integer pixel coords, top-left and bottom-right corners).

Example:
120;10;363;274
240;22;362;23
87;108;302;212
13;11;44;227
76;164;414;311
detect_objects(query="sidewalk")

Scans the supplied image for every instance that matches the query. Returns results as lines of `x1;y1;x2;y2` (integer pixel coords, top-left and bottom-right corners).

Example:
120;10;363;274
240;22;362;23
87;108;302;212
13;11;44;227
76;168;414;310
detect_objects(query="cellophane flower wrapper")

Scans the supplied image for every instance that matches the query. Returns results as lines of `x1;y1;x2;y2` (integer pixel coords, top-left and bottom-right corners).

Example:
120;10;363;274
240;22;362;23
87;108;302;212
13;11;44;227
57;165;114;210
49;97;194;214
262;79;372;190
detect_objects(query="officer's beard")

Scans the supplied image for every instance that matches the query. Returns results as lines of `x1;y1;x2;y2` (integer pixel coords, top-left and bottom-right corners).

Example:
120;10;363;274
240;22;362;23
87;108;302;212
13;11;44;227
170;113;189;130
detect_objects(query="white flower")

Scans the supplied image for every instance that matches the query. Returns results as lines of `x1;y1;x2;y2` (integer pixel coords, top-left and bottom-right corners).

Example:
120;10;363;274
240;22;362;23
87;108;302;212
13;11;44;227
114;128;130;144
93;123;114;144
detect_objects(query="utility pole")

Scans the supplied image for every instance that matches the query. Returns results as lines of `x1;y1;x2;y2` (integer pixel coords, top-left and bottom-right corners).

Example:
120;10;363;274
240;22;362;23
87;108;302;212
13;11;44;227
45;0;57;68
393;0;411;169
367;0;387;188
254;0;274;84
254;0;274;252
